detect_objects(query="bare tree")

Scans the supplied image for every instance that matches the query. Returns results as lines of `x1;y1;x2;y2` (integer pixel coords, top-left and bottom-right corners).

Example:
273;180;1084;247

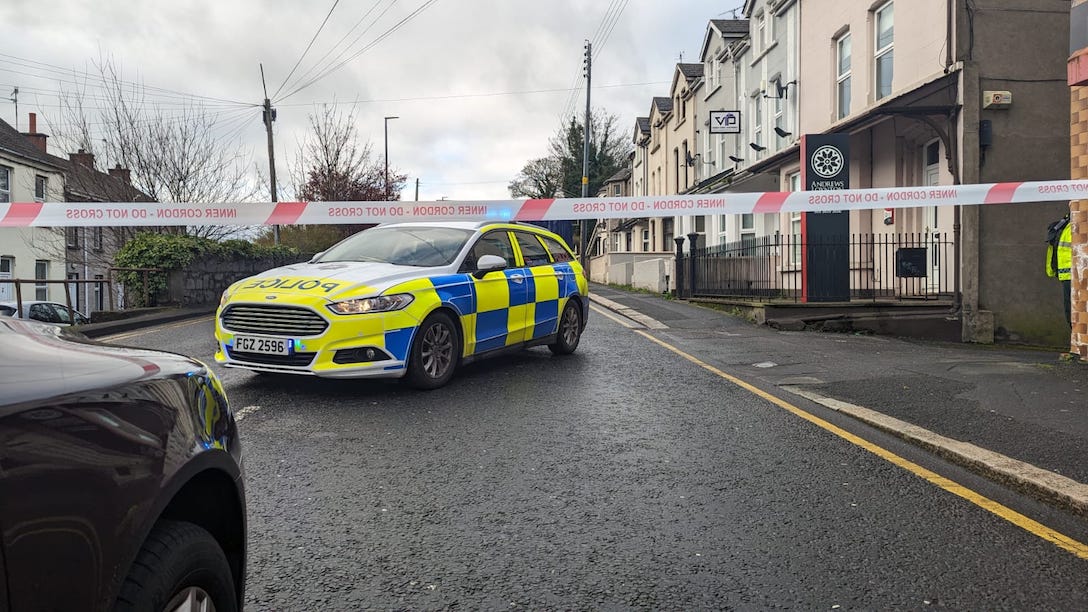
46;55;260;239
267;103;406;250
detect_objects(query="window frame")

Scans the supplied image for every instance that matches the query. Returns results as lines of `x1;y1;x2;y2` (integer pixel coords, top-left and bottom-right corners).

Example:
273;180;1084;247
34;175;47;202
756;11;766;52
0;166;10;202
874;1;894;100
34;260;49;301
836;33;852;119
753;95;763;156
772;78;785;147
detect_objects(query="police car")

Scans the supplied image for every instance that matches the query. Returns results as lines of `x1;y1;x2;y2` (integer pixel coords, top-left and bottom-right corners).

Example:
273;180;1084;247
214;221;588;389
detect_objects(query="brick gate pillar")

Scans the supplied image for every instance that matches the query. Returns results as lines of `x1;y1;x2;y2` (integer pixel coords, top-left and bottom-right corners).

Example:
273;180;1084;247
1066;6;1088;359
1072;87;1088;359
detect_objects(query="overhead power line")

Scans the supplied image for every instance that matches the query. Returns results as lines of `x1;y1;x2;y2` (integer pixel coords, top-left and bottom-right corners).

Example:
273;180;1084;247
278;0;398;97
0;52;254;107
273;0;342;100
273;80;668;107
556;0;629;127
278;0;441;103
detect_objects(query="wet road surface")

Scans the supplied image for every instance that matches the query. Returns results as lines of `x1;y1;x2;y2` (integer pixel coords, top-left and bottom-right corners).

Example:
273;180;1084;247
107;312;1088;610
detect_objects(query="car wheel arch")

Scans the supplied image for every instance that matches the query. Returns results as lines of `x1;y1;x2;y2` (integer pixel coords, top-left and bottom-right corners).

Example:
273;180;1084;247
118;456;245;610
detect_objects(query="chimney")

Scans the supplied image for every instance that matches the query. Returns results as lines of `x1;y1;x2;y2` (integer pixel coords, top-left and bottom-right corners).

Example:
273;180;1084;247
69;148;95;169
108;164;131;184
22;112;48;154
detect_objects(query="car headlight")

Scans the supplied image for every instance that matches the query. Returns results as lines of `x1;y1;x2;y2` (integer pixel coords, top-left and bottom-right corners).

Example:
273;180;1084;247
326;294;414;315
219;290;231;307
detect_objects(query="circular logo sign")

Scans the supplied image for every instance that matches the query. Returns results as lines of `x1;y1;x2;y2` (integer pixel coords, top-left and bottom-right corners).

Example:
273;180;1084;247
811;145;845;179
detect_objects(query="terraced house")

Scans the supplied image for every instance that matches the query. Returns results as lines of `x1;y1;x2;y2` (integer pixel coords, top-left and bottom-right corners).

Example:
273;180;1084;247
612;0;1071;346
0;115;148;314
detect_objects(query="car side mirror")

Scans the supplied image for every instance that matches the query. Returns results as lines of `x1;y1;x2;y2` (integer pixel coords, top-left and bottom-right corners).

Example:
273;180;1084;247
310;251;325;263
473;254;508;279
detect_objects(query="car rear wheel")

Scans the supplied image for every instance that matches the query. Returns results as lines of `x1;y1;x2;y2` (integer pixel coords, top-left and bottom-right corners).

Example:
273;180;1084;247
114;519;237;612
405;311;459;390
548;300;582;355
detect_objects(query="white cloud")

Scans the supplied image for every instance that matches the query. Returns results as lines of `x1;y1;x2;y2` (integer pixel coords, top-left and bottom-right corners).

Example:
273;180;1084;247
0;0;744;202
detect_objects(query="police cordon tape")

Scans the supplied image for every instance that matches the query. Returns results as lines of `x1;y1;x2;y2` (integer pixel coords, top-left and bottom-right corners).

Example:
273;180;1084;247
0;180;1082;228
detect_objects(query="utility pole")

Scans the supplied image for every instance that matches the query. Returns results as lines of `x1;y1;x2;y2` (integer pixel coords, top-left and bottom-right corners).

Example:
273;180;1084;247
384;116;399;200
10;88;17;130
579;40;592;269
260;64;280;245
415;178;420;201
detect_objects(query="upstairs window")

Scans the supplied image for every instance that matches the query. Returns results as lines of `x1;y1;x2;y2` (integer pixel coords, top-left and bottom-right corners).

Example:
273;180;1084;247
875;2;894;100
34;175;47;202
837;33;852;119
0;166;10;202
772;78;785;147
756;12;766;52
753;96;764;157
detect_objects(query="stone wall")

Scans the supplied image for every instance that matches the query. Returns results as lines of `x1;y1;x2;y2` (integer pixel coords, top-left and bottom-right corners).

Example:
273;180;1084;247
166;254;309;306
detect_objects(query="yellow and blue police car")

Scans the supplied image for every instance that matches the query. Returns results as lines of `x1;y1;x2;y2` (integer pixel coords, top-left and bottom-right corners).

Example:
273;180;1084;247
214;221;588;389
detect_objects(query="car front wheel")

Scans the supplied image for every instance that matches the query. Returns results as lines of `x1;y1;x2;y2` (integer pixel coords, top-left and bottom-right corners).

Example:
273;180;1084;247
405;311;460;390
114;519;237;612
548;300;582;355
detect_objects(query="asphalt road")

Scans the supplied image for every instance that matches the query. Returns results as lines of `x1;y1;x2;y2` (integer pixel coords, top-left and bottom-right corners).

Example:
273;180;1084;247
106;312;1088;610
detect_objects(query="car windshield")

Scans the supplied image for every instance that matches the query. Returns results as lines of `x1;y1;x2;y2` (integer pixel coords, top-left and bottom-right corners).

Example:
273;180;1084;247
316;226;473;267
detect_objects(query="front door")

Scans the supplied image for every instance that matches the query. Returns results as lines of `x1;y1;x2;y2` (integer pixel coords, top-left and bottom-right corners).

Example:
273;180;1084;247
924;141;941;291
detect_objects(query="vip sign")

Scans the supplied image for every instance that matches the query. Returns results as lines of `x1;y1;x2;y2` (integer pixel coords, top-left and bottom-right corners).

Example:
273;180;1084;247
709;110;741;134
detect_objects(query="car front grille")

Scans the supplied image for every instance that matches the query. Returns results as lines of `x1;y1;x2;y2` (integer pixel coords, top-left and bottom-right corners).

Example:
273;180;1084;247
226;346;316;367
220;304;329;337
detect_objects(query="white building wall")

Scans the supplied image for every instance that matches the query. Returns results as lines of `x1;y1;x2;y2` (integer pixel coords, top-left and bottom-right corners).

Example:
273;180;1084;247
0;154;65;303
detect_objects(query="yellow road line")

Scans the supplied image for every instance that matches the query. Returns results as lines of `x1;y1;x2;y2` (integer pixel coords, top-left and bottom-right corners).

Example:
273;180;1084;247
633;328;1088;561
99;316;213;342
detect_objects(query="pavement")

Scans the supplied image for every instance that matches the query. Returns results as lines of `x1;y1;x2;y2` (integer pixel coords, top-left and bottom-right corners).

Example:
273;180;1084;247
587;282;1088;517
80;288;1088;517
77;306;215;338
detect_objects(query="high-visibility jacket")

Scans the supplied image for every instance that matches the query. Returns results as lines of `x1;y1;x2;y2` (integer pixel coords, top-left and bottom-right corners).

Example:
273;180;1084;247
1046;222;1072;281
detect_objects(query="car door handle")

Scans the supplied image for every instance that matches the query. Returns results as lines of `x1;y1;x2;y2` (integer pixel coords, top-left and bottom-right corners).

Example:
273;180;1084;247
509;273;525;284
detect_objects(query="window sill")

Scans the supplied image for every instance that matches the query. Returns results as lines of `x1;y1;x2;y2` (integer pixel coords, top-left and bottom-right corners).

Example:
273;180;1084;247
750;40;779;67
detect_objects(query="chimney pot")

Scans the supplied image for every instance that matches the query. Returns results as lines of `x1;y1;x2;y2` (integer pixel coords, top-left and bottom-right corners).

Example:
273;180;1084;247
22;113;48;154
70;150;95;168
108;165;132;185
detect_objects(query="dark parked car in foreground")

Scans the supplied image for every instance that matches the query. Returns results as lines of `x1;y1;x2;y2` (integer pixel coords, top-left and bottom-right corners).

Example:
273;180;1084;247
0;318;245;611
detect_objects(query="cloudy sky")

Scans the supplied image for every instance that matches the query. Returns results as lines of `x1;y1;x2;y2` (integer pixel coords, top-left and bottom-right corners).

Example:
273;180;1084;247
0;0;743;202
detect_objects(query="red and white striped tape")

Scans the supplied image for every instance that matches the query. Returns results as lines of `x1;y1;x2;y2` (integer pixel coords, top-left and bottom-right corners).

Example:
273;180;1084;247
0;180;1081;228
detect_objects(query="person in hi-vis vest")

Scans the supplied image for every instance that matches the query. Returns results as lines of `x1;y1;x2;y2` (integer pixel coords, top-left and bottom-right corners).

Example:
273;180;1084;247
1046;216;1073;327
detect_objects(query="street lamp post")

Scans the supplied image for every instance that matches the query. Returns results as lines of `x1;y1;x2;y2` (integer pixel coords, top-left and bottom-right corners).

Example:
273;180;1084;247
384;116;398;200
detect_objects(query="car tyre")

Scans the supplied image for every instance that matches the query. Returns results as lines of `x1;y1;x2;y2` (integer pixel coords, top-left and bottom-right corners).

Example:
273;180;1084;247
405;311;460;390
114;519;237;612
548;300;582;355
